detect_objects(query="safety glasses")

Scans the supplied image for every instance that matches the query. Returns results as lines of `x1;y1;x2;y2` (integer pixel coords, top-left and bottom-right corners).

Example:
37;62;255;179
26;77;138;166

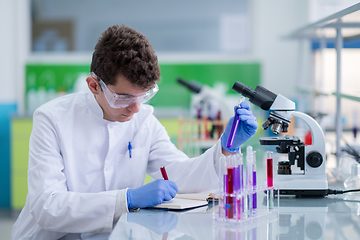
90;72;159;108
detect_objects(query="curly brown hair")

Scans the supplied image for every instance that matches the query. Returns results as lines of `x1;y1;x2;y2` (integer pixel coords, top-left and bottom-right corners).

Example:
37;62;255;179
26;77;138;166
90;24;160;89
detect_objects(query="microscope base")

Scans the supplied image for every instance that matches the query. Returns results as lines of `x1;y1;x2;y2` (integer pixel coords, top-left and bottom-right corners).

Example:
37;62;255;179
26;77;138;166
278;189;328;198
274;175;328;197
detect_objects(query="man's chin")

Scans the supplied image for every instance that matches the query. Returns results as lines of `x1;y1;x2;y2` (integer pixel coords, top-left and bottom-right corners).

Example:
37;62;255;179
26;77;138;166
116;114;133;122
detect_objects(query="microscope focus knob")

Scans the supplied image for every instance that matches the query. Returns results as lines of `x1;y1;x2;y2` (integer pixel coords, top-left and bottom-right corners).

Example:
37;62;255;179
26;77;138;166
306;151;323;168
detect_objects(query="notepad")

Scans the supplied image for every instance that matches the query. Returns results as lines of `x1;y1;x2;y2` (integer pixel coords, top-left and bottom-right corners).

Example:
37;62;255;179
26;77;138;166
175;192;219;201
151;198;208;210
174;192;211;201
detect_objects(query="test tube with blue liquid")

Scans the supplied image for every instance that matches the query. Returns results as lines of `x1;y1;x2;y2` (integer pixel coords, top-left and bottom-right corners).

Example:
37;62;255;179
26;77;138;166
226;97;245;149
233;153;243;220
252;151;257;210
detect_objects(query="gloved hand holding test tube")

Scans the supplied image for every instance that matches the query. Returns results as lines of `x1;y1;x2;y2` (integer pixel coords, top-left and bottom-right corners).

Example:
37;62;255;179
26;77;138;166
226;97;245;149
221;97;257;153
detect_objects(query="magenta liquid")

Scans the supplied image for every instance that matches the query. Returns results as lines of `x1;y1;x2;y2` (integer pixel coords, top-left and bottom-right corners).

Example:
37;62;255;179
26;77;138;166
226;167;234;219
252;170;257;209
267;158;273;188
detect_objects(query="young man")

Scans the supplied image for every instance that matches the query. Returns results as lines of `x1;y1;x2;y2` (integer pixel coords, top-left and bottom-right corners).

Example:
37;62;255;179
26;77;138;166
11;25;257;239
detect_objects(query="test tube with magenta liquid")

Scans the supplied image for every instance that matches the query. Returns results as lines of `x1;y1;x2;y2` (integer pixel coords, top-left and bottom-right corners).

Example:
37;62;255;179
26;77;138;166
226;156;235;219
267;151;273;188
266;151;274;210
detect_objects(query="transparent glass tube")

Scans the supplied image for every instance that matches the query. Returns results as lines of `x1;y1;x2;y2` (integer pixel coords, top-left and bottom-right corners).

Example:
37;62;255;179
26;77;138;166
226;156;235;219
252;151;257;210
267;151;273;188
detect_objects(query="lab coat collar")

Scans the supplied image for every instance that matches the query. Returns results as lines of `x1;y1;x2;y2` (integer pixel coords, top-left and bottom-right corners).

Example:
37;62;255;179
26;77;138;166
87;92;107;121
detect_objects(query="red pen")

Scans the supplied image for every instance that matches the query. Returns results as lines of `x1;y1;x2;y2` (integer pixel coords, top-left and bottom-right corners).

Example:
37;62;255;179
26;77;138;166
160;166;169;180
160;166;170;240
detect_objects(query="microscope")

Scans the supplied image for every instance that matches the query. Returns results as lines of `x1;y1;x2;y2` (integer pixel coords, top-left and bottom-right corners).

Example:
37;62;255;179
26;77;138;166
232;82;328;197
177;78;238;119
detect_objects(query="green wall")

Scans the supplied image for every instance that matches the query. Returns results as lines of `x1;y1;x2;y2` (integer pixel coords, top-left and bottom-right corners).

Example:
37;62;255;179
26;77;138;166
152;63;260;107
25;62;261;110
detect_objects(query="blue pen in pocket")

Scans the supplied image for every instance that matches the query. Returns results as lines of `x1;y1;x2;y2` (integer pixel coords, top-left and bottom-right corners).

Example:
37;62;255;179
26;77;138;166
128;142;132;158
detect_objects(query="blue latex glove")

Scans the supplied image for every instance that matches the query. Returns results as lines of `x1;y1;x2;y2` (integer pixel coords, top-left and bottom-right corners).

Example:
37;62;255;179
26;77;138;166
221;101;258;153
127;179;178;209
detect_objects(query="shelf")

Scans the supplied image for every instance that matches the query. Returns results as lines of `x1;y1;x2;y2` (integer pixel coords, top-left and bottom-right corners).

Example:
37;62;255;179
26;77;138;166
295;87;330;96
287;3;360;39
296;88;360;102
177;117;227;157
286;2;360;162
332;92;360;102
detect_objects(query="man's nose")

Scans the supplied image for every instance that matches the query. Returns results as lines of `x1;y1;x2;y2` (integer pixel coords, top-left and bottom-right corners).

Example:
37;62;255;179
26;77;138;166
127;102;140;113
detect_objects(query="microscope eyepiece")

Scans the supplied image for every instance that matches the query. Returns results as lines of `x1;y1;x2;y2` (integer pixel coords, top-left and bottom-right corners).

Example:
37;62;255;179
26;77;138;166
232;81;277;111
232;82;256;99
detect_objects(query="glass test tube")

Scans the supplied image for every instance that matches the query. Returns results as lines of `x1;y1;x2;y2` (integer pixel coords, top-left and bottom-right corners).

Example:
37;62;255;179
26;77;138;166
226;156;235;219
237;153;245;220
246;146;253;213
219;155;226;194
266;151;274;210
240;154;244;192
233;155;239;193
233;153;242;220
267;151;273;188
240;154;244;215
252;151;257;210
226;97;245;149
218;155;227;219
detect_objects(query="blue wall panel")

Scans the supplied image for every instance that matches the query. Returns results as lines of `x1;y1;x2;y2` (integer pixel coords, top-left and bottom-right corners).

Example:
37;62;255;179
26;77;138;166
312;38;360;50
0;103;17;207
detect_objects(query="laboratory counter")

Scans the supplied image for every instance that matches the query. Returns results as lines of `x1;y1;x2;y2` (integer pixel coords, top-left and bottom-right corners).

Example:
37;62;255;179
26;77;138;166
73;187;360;240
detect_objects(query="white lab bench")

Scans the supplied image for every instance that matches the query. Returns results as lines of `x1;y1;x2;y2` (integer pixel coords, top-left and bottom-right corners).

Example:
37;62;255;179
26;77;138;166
107;189;360;240
62;181;359;240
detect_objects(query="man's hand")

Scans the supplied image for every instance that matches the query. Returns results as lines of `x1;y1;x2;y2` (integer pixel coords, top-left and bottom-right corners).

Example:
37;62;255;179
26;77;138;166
221;101;258;153
127;179;178;209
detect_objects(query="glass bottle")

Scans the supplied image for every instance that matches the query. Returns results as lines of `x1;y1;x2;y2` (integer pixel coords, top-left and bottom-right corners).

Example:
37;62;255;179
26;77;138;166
344;163;360;214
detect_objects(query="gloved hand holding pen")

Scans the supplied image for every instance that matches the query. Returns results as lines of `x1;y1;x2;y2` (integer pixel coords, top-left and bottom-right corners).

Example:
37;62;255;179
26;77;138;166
127;179;178;209
221;101;258;153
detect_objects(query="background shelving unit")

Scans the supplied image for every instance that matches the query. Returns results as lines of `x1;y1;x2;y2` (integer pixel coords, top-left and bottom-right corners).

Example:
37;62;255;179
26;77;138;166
177;117;227;157
287;2;360;163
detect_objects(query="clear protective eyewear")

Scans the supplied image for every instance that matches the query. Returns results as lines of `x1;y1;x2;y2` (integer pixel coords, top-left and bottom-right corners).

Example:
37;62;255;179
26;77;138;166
90;72;159;108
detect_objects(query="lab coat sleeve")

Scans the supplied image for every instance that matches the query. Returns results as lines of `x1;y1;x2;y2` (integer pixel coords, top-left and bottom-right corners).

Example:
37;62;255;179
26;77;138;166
146;116;222;193
27;110;120;233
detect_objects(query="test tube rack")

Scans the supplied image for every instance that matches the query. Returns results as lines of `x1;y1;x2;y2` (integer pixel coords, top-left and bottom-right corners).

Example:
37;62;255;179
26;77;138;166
213;206;279;240
212;152;279;223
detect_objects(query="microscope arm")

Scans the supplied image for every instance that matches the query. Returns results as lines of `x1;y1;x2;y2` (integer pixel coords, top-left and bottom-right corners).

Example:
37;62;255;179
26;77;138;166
291;111;326;155
289;111;327;175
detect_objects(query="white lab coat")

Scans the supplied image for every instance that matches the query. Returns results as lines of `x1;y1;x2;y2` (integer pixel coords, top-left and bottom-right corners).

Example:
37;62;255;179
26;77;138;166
11;91;222;240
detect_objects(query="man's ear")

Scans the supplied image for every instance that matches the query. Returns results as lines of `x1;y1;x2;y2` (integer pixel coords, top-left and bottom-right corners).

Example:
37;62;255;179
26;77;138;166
86;77;100;95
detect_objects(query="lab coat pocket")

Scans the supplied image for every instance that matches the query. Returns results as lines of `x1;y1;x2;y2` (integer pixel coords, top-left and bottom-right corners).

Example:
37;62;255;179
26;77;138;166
125;146;145;161
116;147;148;189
